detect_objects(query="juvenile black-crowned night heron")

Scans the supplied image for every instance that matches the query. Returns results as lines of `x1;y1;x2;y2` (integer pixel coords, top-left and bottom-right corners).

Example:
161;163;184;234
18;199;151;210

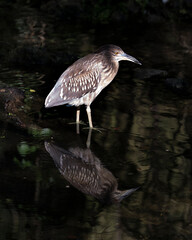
45;44;141;128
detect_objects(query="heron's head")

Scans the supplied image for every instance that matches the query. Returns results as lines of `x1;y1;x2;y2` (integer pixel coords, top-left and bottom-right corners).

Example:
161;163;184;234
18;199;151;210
96;44;141;65
111;45;141;65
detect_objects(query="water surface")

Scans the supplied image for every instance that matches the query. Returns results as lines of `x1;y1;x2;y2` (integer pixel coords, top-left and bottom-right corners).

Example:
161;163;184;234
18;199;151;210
0;5;192;240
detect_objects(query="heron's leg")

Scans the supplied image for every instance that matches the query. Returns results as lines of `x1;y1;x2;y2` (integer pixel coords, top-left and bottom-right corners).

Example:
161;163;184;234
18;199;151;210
76;107;80;123
75;107;80;134
86;105;93;128
86;128;92;148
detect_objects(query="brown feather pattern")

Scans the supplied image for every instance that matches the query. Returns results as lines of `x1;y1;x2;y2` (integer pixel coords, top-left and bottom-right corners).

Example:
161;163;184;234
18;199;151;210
45;46;120;107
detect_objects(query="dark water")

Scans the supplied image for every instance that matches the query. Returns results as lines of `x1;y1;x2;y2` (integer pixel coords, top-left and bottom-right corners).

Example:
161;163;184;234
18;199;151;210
0;5;192;240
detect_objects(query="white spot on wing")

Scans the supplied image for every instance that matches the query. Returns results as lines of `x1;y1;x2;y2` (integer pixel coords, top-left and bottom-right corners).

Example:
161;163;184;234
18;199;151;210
60;88;63;98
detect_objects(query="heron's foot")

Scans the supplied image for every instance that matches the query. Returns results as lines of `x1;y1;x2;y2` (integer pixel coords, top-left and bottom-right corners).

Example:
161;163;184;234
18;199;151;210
83;126;104;133
68;121;86;125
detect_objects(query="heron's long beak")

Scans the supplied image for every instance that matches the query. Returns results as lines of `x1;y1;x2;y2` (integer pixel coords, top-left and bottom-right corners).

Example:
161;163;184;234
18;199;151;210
122;53;142;65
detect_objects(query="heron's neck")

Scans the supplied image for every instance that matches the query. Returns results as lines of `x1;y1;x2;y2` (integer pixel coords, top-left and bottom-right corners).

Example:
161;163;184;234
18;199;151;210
112;60;119;75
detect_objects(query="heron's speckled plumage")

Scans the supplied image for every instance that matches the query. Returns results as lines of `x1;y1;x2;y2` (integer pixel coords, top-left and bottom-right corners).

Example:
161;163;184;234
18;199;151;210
45;44;141;128
45;46;118;107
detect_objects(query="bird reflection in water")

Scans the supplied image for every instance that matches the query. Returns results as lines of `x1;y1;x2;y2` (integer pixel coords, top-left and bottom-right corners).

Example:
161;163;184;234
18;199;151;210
45;141;139;204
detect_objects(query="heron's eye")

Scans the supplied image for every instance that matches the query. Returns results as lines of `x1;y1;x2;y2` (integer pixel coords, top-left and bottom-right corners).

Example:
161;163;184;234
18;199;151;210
115;52;119;55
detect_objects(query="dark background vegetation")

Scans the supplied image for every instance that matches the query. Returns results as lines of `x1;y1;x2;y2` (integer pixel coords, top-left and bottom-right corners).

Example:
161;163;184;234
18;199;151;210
1;0;192;73
2;0;192;23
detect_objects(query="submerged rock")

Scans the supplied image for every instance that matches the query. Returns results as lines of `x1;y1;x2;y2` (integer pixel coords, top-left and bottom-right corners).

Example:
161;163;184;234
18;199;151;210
164;77;192;96
165;78;187;90
134;68;168;80
0;86;43;129
0;87;25;110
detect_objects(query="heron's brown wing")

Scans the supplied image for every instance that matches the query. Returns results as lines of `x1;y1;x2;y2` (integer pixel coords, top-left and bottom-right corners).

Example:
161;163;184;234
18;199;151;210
45;54;102;107
61;59;101;98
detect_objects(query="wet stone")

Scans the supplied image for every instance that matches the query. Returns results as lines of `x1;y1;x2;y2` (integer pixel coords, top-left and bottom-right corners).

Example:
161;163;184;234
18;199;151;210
165;78;187;90
134;68;168;80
